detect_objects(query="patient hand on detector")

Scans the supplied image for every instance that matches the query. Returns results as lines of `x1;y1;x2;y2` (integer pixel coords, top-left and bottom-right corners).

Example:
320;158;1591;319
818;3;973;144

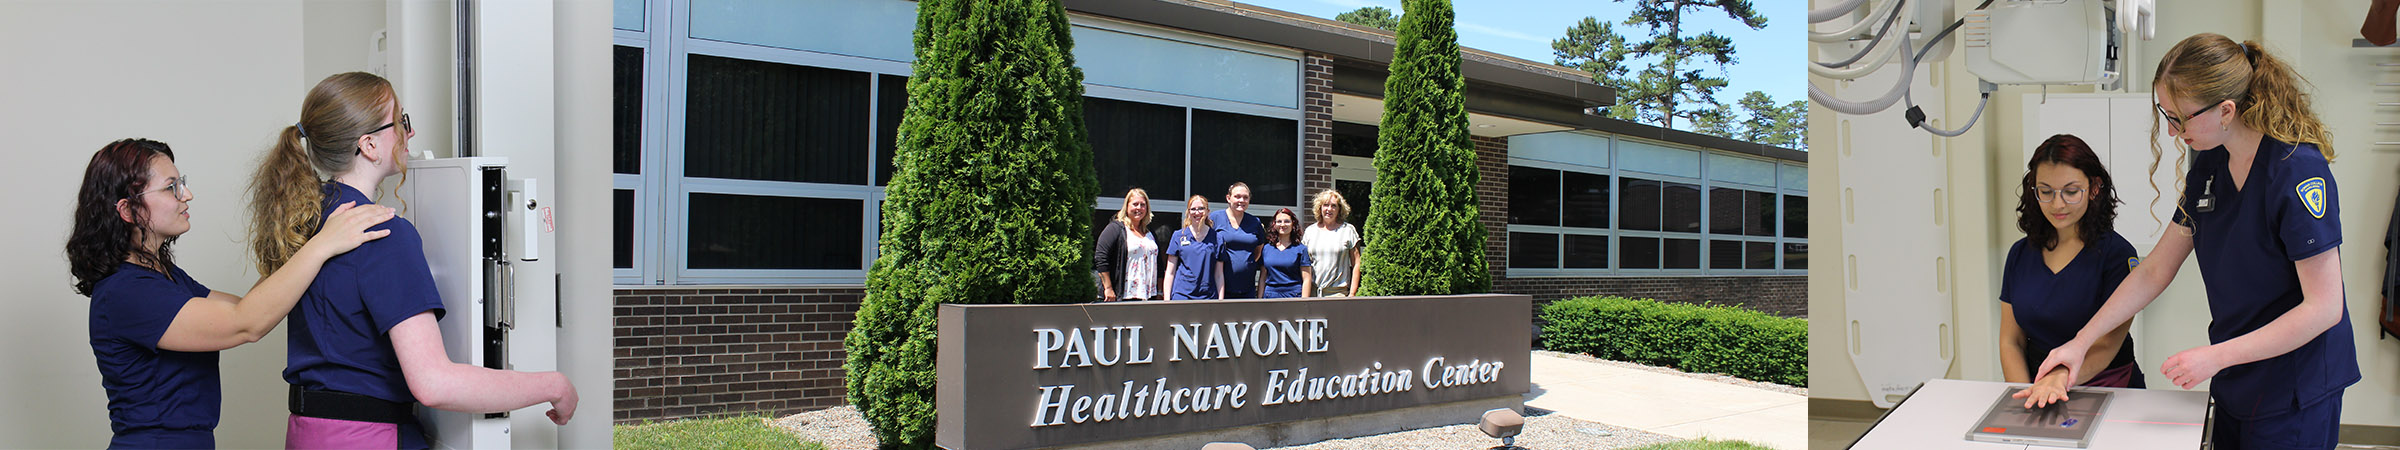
2011;367;2075;409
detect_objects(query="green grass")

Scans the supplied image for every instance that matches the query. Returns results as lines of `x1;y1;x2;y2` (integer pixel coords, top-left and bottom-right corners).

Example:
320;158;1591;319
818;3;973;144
613;414;827;450
1622;438;1779;450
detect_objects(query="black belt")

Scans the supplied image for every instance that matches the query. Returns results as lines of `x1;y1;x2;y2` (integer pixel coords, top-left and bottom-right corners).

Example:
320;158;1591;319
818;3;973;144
289;385;415;424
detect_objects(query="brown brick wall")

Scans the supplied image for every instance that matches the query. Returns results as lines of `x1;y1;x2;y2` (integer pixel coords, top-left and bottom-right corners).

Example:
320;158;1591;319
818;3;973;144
613;287;863;424
1301;52;1336;198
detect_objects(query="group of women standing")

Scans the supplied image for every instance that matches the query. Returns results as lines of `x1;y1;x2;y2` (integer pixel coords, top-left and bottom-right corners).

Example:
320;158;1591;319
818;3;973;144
68;72;576;449
2003;33;2358;450
1095;183;1363;301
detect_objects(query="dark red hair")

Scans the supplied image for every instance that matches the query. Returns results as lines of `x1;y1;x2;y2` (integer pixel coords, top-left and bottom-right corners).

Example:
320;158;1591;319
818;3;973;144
67;139;177;296
2017;134;2119;250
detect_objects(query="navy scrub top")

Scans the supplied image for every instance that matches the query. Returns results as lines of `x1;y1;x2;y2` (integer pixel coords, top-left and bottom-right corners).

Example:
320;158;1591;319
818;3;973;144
89;263;218;449
1998;232;2142;384
2172;136;2359;419
285;183;447;446
1259;242;1313;298
1167;227;1225;300
1214;210;1264;298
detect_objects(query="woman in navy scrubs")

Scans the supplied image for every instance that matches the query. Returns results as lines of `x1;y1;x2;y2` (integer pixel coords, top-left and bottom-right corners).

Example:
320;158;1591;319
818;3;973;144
1164;194;1227;300
2000;135;2145;400
2032;35;2358;450
249;72;577;449
1257;208;1313;298
67;138;393;449
1214;183;1265;298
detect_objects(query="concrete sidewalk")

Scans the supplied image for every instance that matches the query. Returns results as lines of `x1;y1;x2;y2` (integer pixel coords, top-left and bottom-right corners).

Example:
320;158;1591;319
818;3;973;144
1524;353;1807;450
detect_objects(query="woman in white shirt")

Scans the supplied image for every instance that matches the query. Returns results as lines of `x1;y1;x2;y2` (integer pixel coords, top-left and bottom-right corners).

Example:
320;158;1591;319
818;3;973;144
1300;189;1363;296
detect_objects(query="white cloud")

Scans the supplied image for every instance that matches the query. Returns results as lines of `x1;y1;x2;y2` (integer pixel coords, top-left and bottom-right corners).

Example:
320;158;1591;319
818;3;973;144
1458;22;1547;43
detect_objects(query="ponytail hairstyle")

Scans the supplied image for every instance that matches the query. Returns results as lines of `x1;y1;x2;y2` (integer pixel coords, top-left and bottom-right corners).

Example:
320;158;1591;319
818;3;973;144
1113;188;1150;231
2149;34;2332;230
68;139;179;296
1183;195;1214;231
2016;134;2119;251
248;72;398;275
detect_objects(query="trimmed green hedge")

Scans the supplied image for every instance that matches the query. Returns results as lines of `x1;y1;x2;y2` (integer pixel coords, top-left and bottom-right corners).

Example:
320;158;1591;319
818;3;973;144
845;0;1098;448
1540;296;1806;387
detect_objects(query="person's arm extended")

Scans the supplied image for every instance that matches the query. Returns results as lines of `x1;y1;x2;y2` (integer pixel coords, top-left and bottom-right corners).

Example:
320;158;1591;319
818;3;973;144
158;203;392;352
391;312;578;424
2022;227;2193;405
2050;227;2195;374
1997;304;2030;384
2077;321;2133;384
2162;248;2348;388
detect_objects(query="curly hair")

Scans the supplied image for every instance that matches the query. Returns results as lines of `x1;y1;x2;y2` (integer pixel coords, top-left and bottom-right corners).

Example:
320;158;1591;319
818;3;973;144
68;139;178;296
1310;188;1351;226
2017;134;2119;251
250;72;396;275
2149;34;2331;231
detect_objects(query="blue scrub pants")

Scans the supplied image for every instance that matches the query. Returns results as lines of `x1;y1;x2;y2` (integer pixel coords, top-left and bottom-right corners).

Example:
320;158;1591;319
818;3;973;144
2214;390;2341;450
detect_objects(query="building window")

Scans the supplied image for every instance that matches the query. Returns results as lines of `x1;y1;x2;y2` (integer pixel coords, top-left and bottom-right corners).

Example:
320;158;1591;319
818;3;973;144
614;0;1304;285
685;194;863;270
684;54;871;185
1087;97;1188;199
1505;132;1805;277
1190;109;1300;206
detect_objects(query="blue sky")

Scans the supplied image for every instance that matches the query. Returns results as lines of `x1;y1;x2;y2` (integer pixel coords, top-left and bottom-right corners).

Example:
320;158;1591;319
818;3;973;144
1240;0;1803;113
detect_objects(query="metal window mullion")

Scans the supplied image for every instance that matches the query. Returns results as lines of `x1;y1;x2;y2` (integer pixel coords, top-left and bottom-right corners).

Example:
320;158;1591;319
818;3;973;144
661;0;691;285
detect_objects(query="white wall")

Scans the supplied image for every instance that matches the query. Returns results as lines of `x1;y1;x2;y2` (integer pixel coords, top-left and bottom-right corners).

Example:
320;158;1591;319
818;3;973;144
1812;0;2400;429
0;2;304;447
554;0;616;445
0;1;617;447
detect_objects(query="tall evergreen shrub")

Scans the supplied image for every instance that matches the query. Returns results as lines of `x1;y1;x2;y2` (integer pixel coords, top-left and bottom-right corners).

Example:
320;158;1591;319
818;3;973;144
1360;0;1489;296
842;0;1098;447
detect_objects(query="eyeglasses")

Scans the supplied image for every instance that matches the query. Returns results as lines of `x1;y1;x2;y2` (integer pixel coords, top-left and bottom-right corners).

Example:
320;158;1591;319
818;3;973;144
364;113;412;136
2033;186;2086;204
2155;102;2215;132
132;176;191;200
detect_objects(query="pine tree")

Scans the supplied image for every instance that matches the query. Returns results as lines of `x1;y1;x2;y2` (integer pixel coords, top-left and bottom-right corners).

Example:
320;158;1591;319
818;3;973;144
1360;0;1489;296
1335;6;1401;30
843;0;1098;447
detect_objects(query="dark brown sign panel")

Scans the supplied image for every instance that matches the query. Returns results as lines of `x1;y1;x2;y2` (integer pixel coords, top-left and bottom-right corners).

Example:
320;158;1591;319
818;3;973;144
935;294;1533;450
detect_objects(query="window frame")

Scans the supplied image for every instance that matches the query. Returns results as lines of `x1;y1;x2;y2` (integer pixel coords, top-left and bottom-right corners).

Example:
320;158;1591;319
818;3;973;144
617;0;1304;286
1505;132;1807;278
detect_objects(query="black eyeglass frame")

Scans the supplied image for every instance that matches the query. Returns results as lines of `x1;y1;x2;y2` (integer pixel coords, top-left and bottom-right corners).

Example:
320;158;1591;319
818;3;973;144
2155;101;2219;132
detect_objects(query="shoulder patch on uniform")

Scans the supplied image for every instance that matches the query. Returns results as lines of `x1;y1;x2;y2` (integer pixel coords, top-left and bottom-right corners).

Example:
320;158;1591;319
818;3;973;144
2296;177;2327;219
2127;256;2140;269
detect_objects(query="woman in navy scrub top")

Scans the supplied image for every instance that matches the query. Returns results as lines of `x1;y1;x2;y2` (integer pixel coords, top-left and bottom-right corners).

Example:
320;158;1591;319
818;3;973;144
2000;135;2145;398
1257;208;1313;298
1164;195;1228;300
67;138;394;449
2031;35;2359;450
1214;183;1266;298
248;72;578;449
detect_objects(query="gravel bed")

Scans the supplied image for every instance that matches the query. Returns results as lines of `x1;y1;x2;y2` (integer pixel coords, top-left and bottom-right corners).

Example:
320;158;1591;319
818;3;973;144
1535;350;1807;397
770;406;878;450
774;406;1676;449
1275;411;1678;449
